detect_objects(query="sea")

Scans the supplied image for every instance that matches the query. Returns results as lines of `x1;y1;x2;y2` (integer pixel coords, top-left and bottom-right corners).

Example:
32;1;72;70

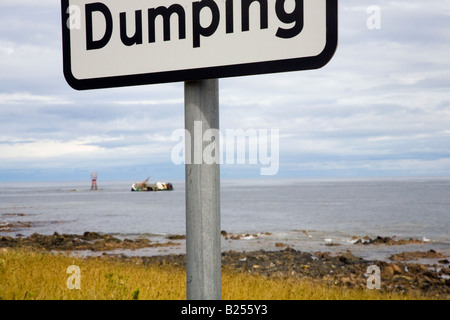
1;177;449;262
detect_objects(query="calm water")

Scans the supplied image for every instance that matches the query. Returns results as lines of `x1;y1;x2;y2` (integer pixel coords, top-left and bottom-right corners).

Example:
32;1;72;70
1;177;449;260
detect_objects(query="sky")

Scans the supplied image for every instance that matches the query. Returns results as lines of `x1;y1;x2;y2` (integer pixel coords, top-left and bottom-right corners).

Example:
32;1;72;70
0;0;449;182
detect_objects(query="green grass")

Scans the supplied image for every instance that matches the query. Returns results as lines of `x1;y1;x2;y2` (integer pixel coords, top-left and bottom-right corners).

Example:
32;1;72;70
0;248;431;300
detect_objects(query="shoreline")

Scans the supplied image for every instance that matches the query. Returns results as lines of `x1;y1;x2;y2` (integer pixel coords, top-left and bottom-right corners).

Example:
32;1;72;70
1;228;449;261
1;231;449;299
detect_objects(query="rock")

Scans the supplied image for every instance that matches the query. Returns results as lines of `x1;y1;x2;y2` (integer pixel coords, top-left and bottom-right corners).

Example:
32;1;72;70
418;264;429;272
341;277;351;284
166;234;186;240
389;250;447;261
390;263;403;274
397;238;427;245
325;242;340;247
338;251;362;264
353;236;425;246
0;236;14;242
315;251;332;260
0;231;159;251
103;235;121;243
439;267;450;276
82;231;104;240
0;221;32;232
300;264;310;270
382;266;394;278
374;236;395;245
283;247;297;254
275;242;289;248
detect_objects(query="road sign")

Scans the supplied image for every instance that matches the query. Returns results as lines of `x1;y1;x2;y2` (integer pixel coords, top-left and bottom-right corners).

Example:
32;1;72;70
62;0;338;90
61;0;338;300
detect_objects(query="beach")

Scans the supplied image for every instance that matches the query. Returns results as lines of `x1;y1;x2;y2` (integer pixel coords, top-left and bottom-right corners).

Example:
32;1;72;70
1;230;449;299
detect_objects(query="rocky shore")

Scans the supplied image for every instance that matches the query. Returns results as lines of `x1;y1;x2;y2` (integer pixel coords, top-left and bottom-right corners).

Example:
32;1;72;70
1;231;448;299
0;232;179;251
352;235;428;246
138;248;449;299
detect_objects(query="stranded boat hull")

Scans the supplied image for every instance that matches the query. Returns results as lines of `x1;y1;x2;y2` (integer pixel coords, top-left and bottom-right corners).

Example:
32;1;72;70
131;181;173;192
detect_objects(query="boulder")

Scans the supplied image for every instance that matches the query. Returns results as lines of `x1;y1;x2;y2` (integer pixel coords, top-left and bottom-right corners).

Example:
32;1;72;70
382;266;394;278
390;263;403;274
338;251;362;264
389;250;447;261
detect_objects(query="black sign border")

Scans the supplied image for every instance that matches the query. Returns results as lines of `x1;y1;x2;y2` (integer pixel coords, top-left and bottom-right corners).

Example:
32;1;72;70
61;0;338;90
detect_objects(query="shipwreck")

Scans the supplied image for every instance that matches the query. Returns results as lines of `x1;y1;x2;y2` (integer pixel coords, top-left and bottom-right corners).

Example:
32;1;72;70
131;177;174;192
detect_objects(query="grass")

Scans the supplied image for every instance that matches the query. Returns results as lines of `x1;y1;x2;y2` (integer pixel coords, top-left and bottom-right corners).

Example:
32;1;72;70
0;248;430;300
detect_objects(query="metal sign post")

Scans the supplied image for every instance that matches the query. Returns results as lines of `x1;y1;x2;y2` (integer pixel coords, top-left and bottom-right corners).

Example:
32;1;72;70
184;79;221;300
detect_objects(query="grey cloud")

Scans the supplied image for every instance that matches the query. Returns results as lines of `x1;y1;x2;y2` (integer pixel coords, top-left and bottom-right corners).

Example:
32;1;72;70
1;0;449;180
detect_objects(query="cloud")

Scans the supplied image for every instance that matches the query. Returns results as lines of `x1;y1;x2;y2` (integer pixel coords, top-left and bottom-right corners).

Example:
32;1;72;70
0;0;450;181
0;0;57;7
0;138;99;160
0;92;71;105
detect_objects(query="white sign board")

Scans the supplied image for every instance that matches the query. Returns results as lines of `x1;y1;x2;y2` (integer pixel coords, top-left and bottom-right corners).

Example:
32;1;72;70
62;0;337;90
